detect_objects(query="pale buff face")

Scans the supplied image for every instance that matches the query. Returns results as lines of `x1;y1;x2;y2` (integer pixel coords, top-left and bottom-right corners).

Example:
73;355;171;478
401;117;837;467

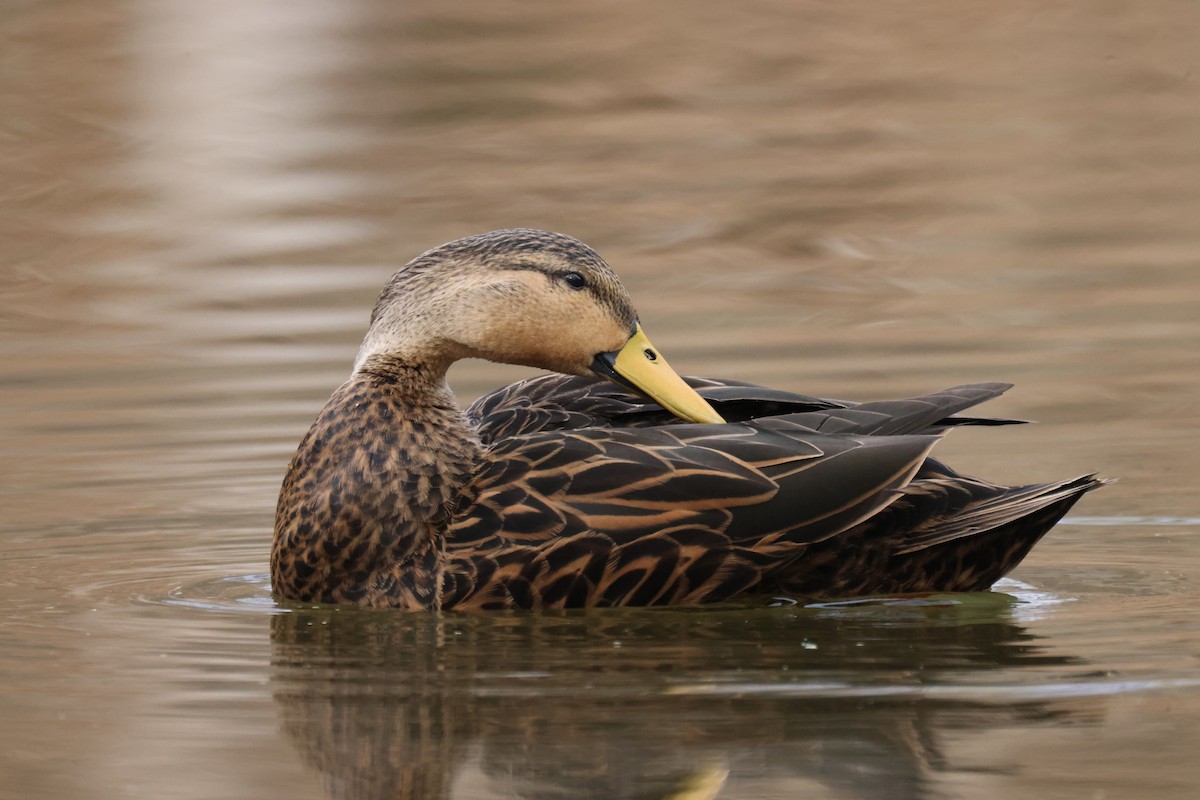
356;229;638;376
452;269;634;374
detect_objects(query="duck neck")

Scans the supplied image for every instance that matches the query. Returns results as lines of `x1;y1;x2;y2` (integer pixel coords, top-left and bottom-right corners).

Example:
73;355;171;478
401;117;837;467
271;353;482;609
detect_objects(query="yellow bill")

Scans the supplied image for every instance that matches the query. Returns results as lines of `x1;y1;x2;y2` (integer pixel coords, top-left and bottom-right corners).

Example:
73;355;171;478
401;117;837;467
591;325;726;424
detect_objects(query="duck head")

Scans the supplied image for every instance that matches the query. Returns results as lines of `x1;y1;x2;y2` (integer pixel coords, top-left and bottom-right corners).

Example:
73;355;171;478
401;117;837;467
354;228;724;424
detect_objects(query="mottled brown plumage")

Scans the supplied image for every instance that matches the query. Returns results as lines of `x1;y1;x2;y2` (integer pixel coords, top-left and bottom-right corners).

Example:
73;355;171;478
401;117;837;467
272;229;1105;610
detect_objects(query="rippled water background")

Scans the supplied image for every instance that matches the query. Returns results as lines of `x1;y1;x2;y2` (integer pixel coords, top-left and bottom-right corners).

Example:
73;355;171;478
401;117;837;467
3;1;1200;798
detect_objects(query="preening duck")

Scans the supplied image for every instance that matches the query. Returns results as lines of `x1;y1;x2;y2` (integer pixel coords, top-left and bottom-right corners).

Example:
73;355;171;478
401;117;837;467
271;229;1104;610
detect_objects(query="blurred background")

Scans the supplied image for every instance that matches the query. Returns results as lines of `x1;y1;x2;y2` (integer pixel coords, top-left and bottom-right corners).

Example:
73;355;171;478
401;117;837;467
2;1;1199;798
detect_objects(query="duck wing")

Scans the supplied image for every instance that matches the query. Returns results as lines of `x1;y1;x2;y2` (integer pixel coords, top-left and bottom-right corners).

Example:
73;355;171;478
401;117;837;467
465;373;841;441
446;397;942;609
466;374;1023;441
445;377;1101;609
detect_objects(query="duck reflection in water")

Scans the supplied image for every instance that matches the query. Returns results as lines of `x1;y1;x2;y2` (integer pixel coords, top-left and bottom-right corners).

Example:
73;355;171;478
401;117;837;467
270;595;1101;800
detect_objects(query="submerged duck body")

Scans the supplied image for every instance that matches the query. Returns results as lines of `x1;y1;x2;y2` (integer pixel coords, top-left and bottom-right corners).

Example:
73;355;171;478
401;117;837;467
271;229;1104;610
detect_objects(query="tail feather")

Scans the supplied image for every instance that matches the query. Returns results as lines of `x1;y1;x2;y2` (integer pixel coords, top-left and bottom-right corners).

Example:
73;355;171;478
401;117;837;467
884;477;1108;593
767;474;1109;598
895;474;1109;554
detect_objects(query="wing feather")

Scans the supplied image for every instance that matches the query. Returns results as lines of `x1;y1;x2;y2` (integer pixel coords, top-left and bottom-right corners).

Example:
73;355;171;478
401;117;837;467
443;374;1101;608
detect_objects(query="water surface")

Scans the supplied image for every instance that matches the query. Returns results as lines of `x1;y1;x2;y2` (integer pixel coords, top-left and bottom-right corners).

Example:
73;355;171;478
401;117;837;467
3;1;1200;798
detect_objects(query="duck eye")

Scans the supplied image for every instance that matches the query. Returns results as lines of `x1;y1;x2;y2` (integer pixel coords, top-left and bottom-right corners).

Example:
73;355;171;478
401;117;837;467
562;271;587;290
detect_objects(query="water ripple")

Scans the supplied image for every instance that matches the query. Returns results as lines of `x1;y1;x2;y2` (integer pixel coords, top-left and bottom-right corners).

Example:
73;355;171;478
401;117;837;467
137;573;281;614
656;676;1200;702
1065;516;1200;527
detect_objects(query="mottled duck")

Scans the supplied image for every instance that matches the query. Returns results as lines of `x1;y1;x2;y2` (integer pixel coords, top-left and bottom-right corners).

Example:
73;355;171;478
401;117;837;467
272;229;1104;609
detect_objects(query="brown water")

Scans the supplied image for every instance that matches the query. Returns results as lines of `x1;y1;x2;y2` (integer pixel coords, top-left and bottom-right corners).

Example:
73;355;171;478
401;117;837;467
3;1;1200;798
